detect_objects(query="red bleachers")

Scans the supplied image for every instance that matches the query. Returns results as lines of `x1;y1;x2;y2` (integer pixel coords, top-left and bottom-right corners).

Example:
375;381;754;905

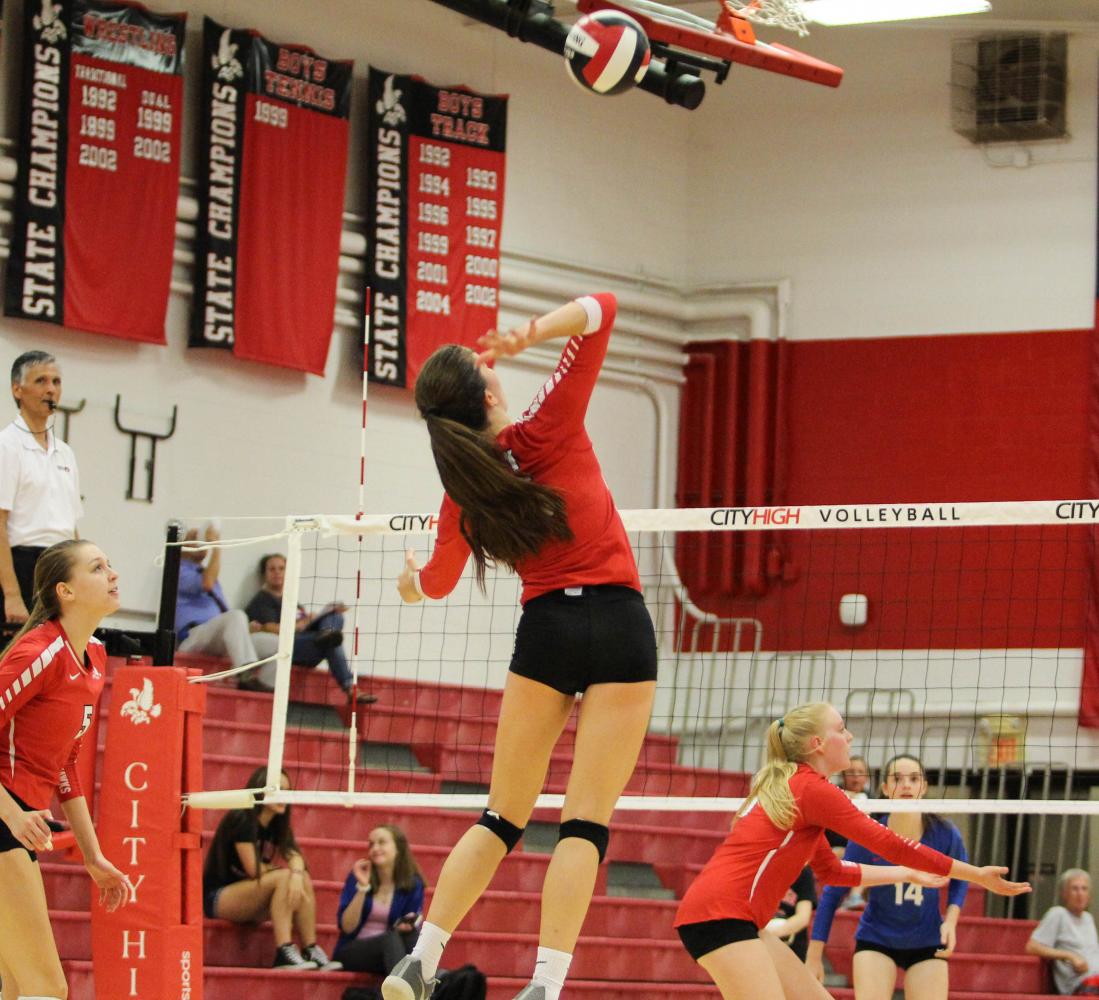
44;656;1057;999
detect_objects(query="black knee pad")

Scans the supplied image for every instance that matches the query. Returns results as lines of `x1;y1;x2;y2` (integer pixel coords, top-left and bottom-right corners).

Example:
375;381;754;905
476;808;524;853
558;818;610;862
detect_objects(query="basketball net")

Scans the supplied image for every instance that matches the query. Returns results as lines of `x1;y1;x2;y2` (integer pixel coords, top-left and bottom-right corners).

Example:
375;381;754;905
610;0;810;36
726;0;809;35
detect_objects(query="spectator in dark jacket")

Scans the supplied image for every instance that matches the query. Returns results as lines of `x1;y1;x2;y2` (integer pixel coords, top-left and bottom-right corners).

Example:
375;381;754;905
335;824;426;974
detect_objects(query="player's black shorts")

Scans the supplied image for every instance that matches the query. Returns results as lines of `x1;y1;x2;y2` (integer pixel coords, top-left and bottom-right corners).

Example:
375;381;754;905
855;939;945;969
510;585;657;695
677;918;760;960
0;789;40;861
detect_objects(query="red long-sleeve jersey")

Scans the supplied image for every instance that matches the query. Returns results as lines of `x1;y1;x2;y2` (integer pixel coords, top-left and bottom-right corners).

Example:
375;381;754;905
675;764;954;930
0;620;106;809
417;293;641;605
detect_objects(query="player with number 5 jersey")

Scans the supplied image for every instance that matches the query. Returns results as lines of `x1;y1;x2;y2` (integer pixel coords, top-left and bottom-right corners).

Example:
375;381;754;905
0;540;131;1000
808;754;970;1000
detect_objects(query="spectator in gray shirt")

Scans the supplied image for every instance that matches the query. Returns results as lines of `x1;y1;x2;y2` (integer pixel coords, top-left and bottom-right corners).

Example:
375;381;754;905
1027;869;1099;994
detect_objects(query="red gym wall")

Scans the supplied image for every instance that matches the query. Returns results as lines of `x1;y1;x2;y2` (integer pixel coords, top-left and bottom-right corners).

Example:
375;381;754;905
675;328;1095;651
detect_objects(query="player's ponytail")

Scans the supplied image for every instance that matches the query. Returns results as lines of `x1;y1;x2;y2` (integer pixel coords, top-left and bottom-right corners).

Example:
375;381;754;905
740;702;832;830
416;344;572;590
1;539;88;658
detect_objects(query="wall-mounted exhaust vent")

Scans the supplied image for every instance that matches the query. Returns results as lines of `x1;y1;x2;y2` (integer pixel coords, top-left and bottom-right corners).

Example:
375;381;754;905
951;34;1067;143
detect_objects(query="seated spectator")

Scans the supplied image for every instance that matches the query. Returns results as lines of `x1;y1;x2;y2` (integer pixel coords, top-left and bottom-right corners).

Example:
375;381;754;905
1027;868;1099;995
203;766;337;972
175;525;264;690
246;552;373;702
334;824;425;975
765;866;816;961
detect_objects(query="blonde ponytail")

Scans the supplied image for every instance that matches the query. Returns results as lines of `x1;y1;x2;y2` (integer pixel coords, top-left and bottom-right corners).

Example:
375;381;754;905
739;702;832;830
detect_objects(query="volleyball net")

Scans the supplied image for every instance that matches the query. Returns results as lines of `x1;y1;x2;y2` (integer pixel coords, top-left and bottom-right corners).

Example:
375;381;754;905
180;498;1099;818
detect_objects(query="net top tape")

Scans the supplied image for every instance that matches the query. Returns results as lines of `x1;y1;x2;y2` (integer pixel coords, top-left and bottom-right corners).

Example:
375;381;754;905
307;500;1099;536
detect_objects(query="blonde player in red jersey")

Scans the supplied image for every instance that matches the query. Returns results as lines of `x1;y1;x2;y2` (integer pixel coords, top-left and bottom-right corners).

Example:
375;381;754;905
675;702;1031;1000
0;540;131;1000
384;294;658;1000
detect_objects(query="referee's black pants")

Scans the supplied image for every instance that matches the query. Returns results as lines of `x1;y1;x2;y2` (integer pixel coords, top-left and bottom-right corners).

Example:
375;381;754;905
0;545;44;623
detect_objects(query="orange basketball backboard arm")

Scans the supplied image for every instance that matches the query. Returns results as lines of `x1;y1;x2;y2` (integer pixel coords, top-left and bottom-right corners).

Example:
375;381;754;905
577;0;844;87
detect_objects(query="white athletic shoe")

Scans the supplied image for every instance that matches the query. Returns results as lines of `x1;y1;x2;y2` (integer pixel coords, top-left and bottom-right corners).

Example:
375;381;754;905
382;955;437;1000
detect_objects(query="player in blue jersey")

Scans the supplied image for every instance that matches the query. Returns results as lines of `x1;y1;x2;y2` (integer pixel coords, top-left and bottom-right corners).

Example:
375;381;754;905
806;754;968;1000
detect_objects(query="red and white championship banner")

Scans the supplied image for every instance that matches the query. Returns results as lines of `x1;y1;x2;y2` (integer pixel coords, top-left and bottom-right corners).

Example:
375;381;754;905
3;0;185;342
367;68;508;388
91;666;205;1000
190;17;353;374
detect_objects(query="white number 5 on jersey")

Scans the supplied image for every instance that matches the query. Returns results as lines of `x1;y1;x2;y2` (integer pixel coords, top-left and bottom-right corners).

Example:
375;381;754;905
75;704;94;739
894;882;925;906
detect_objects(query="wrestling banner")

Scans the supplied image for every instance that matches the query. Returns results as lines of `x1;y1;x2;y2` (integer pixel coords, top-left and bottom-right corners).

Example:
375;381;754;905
367;68;508;388
3;0;185;343
190;17;352;374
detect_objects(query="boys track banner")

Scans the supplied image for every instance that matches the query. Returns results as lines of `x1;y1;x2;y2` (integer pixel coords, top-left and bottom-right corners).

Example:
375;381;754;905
3;0;185;343
190;18;352;375
367;68;507;388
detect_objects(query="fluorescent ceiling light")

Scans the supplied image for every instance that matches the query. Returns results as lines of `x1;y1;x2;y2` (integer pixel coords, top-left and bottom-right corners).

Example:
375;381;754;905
805;0;991;26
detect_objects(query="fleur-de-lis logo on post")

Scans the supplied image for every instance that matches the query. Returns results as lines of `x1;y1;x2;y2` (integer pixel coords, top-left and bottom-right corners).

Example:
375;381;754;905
120;677;162;726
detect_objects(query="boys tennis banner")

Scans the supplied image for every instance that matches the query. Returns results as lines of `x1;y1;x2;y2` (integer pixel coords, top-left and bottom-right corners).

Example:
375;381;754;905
3;0;185;343
190;18;352;374
366;68;507;388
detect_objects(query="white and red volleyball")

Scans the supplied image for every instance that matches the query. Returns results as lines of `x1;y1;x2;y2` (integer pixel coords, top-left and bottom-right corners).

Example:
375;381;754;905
564;10;651;96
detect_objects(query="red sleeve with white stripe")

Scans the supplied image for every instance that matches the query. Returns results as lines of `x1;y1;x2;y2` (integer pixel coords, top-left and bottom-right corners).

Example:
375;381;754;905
512;293;616;445
800;778;953;877
0;633;57;732
417;493;471;600
808;831;862;887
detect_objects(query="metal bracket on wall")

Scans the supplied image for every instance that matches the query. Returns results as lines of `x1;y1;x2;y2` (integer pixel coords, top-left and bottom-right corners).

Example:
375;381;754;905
55;398;85;443
113;395;178;503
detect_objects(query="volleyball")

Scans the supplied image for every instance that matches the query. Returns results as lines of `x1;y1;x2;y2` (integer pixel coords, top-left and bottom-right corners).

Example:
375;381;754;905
564;10;651;96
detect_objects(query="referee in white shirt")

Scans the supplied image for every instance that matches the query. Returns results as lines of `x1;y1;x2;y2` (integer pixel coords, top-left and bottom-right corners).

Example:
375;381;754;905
0;351;83;625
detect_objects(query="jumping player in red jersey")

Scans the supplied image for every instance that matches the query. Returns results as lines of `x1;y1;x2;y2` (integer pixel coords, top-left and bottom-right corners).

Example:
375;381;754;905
383;294;657;1000
675;702;1031;1000
0;540;131;1000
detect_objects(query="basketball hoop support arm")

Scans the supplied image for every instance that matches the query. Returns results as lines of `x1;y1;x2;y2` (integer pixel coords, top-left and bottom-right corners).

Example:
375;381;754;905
424;0;706;108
